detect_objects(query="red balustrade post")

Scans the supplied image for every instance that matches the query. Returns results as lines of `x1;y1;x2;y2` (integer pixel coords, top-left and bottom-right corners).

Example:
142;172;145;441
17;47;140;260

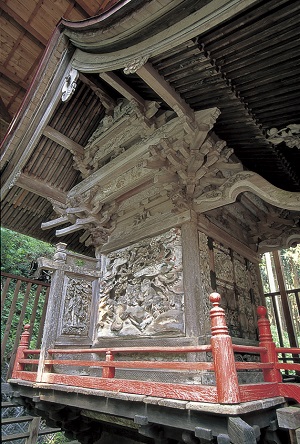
12;324;31;379
257;306;282;383
102;350;115;378
209;293;241;404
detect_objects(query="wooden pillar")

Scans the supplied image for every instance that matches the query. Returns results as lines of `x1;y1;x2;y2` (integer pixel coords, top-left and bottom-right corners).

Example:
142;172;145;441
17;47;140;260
181;215;203;339
25;417;41;444
36;243;68;382
273;250;298;348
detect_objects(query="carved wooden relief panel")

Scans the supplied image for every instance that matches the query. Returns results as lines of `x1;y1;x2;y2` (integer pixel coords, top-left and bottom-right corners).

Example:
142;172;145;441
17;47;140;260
61;277;93;336
96;228;184;339
198;232;263;340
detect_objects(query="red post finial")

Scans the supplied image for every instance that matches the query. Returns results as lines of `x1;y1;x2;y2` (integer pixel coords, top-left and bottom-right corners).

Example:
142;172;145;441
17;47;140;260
209;292;221;307
209;292;229;336
20;324;31;347
257;305;267;319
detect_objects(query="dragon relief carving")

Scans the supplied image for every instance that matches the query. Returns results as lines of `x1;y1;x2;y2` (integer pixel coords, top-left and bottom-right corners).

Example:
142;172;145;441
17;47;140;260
96;228;184;339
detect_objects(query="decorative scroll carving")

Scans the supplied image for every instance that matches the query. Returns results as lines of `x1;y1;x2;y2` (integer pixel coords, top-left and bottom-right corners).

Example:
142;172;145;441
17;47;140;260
42;195;118;249
194;171;300;213
62;68;79;102
96;228;184;339
123;56;149;74
62;277;93;336
267;124;300;149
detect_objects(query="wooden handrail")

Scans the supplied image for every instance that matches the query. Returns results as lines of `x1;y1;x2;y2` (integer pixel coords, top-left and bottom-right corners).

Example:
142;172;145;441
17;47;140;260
10;294;300;404
0;271;51;286
47;345;212;354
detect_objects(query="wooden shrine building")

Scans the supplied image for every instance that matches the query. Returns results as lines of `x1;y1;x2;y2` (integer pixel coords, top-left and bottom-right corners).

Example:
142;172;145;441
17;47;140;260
1;1;300;443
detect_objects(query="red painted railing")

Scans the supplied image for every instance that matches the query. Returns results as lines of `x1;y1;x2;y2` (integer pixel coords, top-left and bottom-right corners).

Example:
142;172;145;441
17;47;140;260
11;293;300;404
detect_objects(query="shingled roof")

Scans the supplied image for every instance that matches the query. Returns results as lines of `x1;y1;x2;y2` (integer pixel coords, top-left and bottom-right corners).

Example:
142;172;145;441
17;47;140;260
1;0;299;255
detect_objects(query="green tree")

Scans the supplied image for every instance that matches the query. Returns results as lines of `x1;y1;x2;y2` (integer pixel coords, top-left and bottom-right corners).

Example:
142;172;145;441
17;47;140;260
1;228;55;362
1;227;55;277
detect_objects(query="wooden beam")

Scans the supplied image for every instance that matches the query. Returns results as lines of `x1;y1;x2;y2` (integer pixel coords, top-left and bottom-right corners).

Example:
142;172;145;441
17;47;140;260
100;72;145;109
79;73;116;111
73;0;97;17
136;62;194;120
41;216;69;230
16;173;66;203
43;126;84;157
0;4;47;46
0;97;12;123
0;65;28;91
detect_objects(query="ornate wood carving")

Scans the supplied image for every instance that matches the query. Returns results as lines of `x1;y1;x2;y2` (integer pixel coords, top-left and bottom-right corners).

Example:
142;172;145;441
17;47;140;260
41;92;299;253
61;68;79;102
197;233;263;339
267;124;300;149
96;228;184;340
61;277;93;336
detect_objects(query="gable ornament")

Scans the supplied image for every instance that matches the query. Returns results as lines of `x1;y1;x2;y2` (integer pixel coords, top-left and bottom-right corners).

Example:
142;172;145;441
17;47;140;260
62;67;79;102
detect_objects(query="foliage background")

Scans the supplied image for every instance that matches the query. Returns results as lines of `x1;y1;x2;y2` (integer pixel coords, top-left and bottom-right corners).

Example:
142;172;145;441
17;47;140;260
1;227;55;276
1;228;71;443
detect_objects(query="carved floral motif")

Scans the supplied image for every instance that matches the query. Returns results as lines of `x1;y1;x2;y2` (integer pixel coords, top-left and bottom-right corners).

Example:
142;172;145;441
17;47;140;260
96;228;184;338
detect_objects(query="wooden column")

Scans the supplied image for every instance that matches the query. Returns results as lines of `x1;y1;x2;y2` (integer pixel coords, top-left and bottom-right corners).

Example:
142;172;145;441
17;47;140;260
36;243;68;382
181;215;203;339
273;250;298;348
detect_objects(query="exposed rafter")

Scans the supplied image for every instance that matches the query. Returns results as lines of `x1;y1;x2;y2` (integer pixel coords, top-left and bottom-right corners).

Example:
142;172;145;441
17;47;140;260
100;72;146;109
135;62;194;121
16;172;66;203
43;126;85;157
